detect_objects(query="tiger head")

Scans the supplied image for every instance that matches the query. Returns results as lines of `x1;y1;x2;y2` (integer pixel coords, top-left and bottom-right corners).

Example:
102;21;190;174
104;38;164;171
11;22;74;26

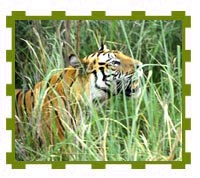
69;45;143;102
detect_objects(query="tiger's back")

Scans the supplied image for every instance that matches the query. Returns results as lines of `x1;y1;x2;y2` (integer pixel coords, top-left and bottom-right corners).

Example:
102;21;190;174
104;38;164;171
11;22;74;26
15;67;81;144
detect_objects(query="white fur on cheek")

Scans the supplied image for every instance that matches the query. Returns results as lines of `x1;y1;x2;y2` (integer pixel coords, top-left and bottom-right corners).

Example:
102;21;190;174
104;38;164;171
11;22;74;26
89;73;109;102
96;71;107;89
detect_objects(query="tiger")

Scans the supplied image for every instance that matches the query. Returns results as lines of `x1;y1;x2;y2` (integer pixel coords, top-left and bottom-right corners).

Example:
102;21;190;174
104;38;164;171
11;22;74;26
15;44;143;147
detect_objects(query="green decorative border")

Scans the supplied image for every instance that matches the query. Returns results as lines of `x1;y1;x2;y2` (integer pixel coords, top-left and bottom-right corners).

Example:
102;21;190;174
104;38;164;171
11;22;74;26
6;11;191;169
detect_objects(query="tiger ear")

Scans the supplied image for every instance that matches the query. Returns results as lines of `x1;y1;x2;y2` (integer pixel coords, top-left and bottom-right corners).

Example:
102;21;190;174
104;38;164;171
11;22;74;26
69;54;82;68
98;43;108;51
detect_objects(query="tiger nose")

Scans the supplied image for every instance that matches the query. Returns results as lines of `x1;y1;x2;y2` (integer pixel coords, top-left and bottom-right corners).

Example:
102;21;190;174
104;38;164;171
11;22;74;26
135;61;143;77
134;61;142;69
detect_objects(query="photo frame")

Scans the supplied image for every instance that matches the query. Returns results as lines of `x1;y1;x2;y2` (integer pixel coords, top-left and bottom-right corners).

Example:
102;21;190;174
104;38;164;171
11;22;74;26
6;11;191;169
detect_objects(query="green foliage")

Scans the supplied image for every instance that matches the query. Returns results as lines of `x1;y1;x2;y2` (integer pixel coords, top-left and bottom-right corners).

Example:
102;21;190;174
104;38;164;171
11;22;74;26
15;20;182;161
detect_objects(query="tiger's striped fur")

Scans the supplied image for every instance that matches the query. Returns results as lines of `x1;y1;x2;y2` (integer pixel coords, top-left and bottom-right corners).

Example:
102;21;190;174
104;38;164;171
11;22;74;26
15;45;143;146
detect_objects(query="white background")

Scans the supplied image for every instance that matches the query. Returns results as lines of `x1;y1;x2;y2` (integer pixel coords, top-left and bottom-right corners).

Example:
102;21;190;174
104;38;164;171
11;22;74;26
0;0;198;177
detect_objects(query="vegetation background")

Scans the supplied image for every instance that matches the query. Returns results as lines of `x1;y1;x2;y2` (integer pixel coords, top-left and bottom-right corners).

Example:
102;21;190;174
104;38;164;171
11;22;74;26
15;20;182;161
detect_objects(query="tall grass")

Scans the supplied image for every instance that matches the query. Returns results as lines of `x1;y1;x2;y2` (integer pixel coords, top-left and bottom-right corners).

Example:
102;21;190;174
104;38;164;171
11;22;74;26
15;20;182;161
